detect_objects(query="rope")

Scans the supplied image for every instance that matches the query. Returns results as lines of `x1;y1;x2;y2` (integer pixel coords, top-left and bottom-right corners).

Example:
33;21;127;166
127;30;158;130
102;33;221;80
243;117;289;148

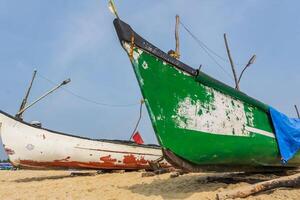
37;73;140;108
179;20;235;81
179;20;246;66
129;99;144;140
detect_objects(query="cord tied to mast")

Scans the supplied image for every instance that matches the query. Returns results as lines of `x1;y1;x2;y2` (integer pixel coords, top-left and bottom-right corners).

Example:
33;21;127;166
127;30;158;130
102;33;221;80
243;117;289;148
129;99;144;141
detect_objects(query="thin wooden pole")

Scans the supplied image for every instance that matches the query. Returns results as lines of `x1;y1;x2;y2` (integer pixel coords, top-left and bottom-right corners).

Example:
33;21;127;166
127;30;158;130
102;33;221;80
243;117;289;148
175;15;180;59
217;172;300;200
223;33;239;90
16;79;71;116
16;70;37;119
295;105;300;119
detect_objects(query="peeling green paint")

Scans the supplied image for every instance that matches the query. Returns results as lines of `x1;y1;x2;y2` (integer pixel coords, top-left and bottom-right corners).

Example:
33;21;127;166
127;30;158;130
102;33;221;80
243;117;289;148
123;43;300;167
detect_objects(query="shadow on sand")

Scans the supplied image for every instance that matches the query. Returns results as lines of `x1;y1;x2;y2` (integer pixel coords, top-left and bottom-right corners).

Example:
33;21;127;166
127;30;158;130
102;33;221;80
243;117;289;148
14;175;76;183
121;174;228;200
14;172;97;183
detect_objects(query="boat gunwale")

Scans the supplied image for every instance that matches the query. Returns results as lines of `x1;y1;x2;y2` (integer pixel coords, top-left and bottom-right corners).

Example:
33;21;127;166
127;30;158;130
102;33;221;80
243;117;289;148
113;18;269;112
0;110;160;149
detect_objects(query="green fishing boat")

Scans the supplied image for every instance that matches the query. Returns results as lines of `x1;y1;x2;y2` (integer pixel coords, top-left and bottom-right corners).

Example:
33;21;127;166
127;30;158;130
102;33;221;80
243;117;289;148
113;18;300;172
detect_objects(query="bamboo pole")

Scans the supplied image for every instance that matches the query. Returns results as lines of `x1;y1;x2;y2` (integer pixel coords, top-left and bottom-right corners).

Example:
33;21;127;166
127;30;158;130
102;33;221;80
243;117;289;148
16;70;37;119
224;33;239;90
216;172;300;200
16;79;71;116
175;15;180;59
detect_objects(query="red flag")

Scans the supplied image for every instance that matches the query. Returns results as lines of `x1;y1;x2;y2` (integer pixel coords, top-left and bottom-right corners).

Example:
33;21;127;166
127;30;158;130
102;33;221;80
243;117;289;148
132;131;144;144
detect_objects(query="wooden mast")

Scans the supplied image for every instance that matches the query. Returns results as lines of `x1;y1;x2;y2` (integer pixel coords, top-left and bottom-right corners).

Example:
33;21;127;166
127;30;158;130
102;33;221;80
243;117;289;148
175;15;180;59
224;33;239;90
16;70;37;119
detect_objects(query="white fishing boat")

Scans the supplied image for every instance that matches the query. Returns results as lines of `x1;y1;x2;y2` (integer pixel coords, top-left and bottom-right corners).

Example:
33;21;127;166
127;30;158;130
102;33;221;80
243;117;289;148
0;110;167;170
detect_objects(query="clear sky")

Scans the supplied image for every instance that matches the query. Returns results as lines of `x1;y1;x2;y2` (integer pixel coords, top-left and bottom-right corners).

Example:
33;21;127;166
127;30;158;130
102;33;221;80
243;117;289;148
0;0;299;159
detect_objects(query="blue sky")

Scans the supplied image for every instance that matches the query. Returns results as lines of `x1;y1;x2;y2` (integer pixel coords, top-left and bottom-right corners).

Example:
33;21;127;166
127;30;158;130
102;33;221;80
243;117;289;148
0;0;299;159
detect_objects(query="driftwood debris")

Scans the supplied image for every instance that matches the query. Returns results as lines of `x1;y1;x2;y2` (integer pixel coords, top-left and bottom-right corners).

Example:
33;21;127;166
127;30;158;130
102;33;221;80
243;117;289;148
70;172;97;177
141;167;180;178
216;172;300;200
141;168;170;177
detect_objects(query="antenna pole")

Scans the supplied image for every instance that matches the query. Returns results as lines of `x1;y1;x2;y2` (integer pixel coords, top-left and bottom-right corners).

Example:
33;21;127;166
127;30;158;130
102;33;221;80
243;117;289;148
175;15;180;59
224;33;239;90
16;79;71;117
16;70;37;119
295;105;300;119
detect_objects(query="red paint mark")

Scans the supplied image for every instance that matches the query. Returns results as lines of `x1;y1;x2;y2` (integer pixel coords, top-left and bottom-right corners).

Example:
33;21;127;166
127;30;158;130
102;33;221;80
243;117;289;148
123;155;136;164
99;155;117;167
137;156;148;165
100;155;117;163
4;148;15;155
123;155;148;166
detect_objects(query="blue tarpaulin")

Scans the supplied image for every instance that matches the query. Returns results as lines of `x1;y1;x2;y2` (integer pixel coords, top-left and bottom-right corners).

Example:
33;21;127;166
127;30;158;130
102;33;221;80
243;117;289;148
269;107;300;162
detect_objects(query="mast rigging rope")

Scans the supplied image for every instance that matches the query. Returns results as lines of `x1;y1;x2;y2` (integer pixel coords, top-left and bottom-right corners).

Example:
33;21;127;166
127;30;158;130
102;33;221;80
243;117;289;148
179;20;238;81
37;73;140;108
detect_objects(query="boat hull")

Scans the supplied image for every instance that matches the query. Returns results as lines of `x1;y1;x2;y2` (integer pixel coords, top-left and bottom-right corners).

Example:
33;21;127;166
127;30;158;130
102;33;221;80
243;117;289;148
0;111;166;170
114;19;300;170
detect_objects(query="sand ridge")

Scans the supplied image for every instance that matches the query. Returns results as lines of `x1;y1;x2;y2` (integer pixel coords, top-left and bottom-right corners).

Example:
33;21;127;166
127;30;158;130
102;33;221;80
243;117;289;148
0;170;299;200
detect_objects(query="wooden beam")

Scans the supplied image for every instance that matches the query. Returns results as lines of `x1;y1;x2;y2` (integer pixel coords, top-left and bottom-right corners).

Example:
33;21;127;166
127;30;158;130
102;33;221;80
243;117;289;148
175;15;180;59
16;70;37;119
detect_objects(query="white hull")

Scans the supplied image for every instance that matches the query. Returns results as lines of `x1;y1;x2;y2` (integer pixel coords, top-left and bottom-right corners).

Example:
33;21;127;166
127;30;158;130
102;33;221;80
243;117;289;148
0;111;166;170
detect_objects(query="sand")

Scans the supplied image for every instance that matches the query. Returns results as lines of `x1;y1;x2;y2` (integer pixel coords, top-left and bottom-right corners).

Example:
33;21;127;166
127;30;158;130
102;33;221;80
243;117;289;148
0;170;299;200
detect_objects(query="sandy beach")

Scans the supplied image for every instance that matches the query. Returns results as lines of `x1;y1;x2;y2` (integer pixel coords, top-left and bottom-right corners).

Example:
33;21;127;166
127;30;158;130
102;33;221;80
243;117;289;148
0;170;299;200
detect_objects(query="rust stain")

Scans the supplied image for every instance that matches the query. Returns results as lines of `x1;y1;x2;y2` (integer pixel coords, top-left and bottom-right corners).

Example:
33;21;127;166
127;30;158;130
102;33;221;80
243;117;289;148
100;155;117;163
123;155;148;166
18;159;155;170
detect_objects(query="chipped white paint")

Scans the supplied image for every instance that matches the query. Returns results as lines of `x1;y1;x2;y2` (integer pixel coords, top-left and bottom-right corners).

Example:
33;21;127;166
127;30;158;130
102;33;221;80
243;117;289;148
245;106;255;127
123;42;143;64
172;86;250;137
0;111;167;169
142;61;148;69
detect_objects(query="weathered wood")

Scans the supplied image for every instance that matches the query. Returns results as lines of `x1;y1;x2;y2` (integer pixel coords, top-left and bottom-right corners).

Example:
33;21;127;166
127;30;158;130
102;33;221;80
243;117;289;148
1;110;170;171
175;15;180;59
141;172;156;177
16;70;37;119
224;33;239;90
141;167;174;177
70;172;97;177
216;172;300;200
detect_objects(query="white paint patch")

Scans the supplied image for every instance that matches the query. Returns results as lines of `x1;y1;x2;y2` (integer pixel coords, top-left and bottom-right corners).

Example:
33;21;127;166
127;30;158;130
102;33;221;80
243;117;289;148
172;86;250;137
142;61;148;69
123;42;143;64
245;106;255;127
245;126;275;138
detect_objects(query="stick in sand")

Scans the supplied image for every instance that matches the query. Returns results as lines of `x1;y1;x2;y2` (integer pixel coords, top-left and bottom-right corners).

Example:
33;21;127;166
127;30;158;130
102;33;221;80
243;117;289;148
216;172;300;200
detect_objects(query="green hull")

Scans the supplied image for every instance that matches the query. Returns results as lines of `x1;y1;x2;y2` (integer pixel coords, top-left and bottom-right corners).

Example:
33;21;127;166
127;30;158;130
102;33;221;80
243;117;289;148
114;19;300;169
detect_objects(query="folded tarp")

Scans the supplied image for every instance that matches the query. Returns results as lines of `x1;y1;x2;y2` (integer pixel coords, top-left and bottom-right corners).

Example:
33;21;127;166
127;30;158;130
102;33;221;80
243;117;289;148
269;107;300;162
